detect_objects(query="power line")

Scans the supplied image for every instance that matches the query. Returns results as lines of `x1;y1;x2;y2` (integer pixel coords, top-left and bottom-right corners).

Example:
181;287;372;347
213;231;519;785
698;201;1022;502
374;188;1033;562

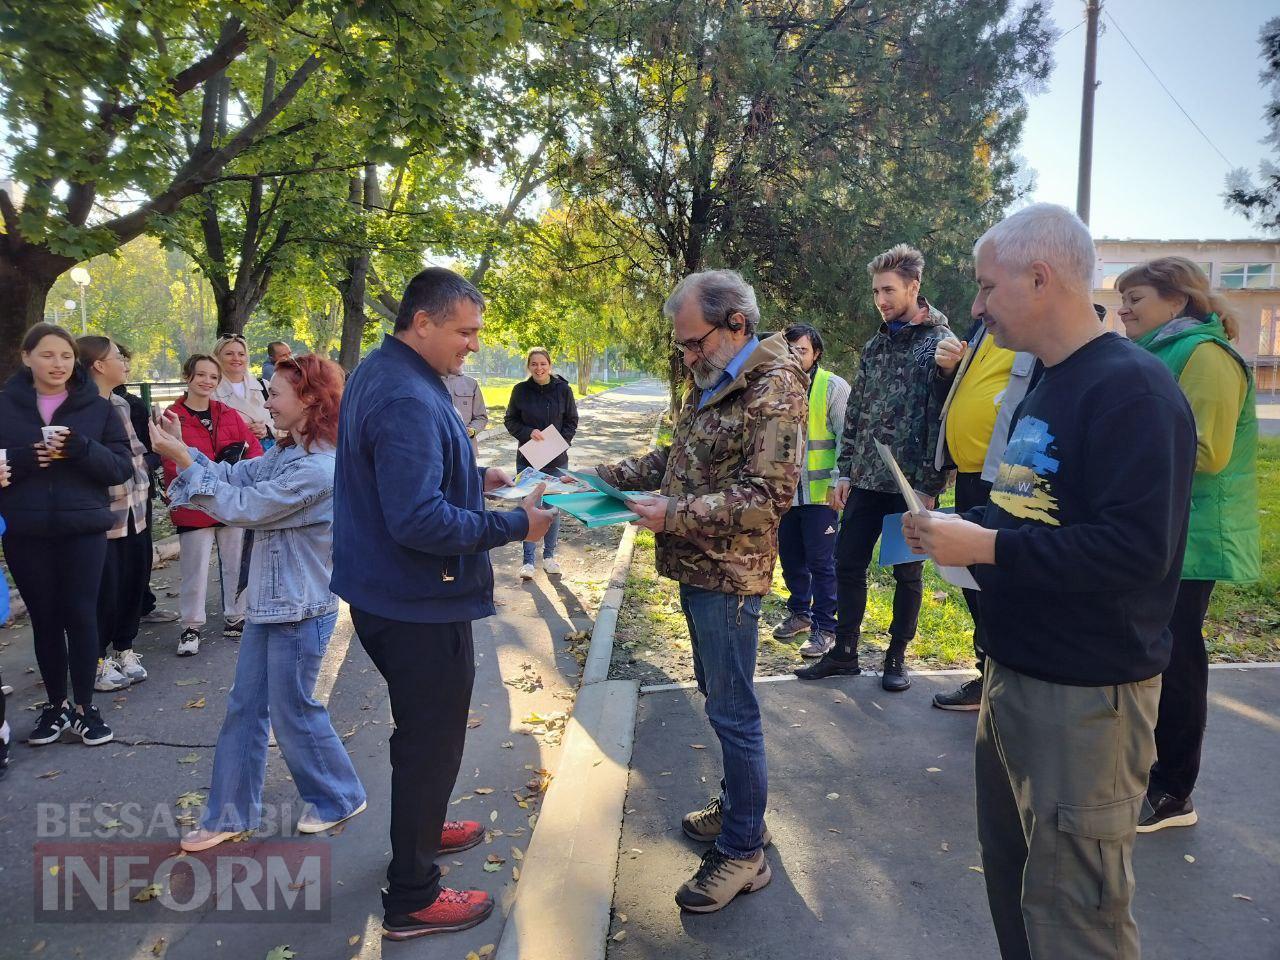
1102;8;1234;169
1056;18;1086;45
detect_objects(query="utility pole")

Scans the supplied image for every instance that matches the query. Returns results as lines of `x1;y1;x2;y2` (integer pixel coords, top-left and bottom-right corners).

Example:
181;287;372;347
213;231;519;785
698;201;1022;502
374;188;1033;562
1076;0;1102;224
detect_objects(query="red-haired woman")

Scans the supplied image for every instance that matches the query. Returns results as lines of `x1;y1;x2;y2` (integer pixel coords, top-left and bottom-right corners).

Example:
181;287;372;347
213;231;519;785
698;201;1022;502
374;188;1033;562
149;356;367;851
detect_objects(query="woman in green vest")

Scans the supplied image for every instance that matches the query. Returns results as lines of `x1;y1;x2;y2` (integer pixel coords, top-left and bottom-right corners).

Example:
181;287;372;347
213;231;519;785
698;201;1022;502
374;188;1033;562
1116;257;1260;834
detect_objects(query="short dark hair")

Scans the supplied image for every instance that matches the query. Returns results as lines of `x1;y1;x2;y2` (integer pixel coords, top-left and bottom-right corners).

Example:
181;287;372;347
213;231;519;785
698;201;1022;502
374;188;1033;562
783;323;824;362
394;267;485;332
76;335;114;367
22;322;78;358
266;340;288;360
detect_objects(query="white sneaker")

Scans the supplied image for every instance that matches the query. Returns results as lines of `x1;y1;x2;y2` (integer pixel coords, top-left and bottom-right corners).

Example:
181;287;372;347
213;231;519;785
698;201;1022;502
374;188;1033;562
117;649;148;683
542;558;561;577
298;800;368;835
180;828;240;853
519;563;535;581
94;658;131;692
176;628;200;657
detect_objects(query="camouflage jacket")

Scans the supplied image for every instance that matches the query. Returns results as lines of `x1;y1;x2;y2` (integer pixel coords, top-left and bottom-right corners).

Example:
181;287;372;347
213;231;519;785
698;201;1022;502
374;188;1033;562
836;298;952;497
596;333;808;596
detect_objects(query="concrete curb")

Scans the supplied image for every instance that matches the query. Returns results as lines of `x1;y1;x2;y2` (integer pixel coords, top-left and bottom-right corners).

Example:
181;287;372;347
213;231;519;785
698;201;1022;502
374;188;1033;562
495;405;665;960
6;534;179;623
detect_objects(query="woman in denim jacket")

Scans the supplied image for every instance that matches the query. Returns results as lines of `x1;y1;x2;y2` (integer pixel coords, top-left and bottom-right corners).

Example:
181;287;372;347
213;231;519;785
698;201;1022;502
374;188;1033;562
150;355;367;851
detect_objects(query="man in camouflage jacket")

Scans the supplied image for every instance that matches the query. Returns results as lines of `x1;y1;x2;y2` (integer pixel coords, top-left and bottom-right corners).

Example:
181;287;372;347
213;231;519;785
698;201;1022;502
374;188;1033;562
797;243;952;690
593;269;807;914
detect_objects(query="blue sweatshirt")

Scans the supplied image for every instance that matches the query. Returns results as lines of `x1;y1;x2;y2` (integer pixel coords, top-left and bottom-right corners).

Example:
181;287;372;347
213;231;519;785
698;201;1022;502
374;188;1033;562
968;333;1196;686
331;335;529;623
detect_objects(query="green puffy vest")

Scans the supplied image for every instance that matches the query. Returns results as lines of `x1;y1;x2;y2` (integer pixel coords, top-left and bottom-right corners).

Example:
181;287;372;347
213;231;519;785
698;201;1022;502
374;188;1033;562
1136;315;1261;583
806;366;837;504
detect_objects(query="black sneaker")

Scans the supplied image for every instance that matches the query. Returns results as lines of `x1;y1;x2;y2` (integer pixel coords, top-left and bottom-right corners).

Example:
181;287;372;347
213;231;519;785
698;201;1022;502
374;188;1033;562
69;706;114;746
1137;791;1197;833
223;618;245;639
933;677;983;710
795;652;861;680
28;703;73;745
881;650;911;692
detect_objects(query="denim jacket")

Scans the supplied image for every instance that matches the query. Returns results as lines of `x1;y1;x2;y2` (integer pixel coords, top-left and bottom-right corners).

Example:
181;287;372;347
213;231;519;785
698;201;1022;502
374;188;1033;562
167;441;338;624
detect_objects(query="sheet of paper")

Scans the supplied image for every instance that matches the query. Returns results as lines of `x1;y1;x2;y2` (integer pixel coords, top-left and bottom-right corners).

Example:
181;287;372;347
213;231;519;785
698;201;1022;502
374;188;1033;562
938;564;981;591
518;423;570;472
486;467;585;501
872;438;925;514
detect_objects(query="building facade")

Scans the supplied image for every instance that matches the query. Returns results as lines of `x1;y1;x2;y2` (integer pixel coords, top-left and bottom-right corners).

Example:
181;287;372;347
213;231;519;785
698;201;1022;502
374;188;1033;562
1093;239;1280;391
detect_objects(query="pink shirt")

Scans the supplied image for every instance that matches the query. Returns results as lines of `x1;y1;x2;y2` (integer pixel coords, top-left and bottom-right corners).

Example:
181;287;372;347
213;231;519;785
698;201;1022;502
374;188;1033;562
37;391;68;425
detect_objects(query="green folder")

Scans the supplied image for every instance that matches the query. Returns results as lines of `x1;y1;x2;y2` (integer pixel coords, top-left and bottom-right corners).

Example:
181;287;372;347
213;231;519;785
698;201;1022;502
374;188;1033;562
542;491;639;528
544;471;643;528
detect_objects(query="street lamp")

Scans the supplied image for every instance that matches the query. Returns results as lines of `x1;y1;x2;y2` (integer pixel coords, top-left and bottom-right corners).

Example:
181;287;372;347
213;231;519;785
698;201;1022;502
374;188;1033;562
69;266;91;334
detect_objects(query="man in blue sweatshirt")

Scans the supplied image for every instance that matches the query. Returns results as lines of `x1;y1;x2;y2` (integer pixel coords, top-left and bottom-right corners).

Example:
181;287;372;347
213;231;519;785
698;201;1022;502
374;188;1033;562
331;267;555;942
904;204;1195;960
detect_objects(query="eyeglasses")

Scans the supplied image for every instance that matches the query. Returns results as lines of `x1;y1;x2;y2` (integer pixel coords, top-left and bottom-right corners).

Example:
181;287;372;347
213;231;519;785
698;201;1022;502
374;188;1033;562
672;327;718;354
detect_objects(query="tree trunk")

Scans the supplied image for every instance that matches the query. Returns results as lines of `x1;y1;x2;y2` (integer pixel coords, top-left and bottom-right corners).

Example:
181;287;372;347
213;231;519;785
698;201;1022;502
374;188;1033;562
337;248;371;372
574;345;595;396
0;247;74;380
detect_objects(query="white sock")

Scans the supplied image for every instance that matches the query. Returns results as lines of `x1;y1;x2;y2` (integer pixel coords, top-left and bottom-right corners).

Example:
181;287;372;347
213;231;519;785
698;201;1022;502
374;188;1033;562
0;721;10;745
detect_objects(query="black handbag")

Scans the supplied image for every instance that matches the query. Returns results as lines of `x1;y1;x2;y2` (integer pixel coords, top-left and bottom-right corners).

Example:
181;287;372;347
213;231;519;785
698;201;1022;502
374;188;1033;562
214;441;249;464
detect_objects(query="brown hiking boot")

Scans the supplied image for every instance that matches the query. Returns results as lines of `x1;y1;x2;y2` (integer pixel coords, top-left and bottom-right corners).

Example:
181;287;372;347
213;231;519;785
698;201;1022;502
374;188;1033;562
675;847;772;913
681;796;772;847
772;613;812;639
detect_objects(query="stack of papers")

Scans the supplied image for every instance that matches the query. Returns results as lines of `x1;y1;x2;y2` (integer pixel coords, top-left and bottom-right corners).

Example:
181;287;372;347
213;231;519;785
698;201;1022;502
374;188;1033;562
486;468;586;501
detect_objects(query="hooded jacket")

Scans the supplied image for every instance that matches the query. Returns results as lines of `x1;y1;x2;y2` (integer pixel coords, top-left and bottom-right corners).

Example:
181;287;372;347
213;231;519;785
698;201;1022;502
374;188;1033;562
162;397;263;530
505;373;579;472
597;333;808;596
0;367;133;536
837;298;952;497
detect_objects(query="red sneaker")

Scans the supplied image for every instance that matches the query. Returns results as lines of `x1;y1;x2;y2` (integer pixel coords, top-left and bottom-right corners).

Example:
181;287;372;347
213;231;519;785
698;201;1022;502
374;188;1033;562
439;819;484;854
382;887;494;940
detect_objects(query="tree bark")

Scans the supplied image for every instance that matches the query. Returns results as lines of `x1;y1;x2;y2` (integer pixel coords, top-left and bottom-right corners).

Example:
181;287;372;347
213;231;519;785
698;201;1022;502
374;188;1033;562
0;247;74;379
337;171;372;371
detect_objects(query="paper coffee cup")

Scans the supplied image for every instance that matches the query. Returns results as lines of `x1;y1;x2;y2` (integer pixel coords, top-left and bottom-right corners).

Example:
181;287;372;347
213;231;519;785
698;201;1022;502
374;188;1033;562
41;425;69;459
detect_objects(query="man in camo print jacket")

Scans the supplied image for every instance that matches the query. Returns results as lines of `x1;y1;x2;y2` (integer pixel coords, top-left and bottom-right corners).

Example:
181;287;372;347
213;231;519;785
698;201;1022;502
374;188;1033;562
592;269;807;915
797;242;952;690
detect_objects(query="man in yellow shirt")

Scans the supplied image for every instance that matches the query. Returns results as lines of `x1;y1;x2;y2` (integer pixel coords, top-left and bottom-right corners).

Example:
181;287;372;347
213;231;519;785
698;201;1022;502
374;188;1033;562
929;318;1037;710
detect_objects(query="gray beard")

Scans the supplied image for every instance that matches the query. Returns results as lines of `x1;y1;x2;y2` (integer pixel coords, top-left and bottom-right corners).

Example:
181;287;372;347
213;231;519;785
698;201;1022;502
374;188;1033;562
690;338;742;389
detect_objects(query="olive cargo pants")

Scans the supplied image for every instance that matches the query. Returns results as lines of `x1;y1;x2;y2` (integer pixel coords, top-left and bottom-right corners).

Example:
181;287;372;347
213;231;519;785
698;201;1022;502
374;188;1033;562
976;658;1161;960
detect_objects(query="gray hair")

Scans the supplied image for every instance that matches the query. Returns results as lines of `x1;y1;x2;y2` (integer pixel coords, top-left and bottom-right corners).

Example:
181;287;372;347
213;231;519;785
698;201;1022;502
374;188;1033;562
974;203;1096;293
663;269;760;334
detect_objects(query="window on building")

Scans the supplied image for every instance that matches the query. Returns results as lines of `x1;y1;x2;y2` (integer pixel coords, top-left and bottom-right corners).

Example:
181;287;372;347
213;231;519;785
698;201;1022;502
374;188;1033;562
1219;263;1275;289
1098;263;1139;290
1195;262;1213;281
1260;308;1280;358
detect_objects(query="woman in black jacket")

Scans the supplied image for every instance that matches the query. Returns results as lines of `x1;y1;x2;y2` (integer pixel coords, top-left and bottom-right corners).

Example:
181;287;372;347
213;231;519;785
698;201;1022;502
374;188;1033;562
504;347;578;580
0;324;132;748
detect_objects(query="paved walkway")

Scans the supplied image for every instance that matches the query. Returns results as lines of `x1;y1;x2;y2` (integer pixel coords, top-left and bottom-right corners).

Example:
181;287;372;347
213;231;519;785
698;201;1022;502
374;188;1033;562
610;667;1280;960
0;379;666;959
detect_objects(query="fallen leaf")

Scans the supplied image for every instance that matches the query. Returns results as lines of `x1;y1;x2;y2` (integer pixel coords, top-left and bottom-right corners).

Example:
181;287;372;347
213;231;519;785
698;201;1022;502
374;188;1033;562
48;865;59;877
501;741;514;749
512;866;521;881
264;948;296;960
150;937;168;956
37;770;61;780
941;842;950;852
690;744;706;750
347;935;359;946
478;945;496;959
133;883;164;902
1232;893;1253;901
826;792;840;800
467;953;481;960
528;814;538;829
482;861;502;873
467;717;484;729
32;942;45;954
490;810;498;823
872;702;883;711
611;930;628;942
184;697;206;709
101;819;123;830
617;912;628;923
512;847;524;860
475;787;494;795
175;791;206;809
178;753;200;764
926;767;942;773
486;854;506;864
969;866;984;874
174;679;206;686
287;880;311;891
1184;854;1196;864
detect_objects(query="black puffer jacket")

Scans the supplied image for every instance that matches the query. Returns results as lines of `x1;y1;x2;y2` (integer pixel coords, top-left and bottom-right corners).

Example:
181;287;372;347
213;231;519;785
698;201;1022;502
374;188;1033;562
504;374;579;472
0;367;133;536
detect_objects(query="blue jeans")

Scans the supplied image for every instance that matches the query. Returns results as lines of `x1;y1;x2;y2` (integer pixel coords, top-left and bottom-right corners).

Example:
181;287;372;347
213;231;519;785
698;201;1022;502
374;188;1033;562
202;612;366;831
679;584;767;858
777;504;839;633
522;510;560;564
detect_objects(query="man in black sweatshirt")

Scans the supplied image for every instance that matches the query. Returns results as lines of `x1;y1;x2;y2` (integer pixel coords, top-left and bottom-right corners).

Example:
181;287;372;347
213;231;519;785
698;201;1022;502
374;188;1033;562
904;203;1196;960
